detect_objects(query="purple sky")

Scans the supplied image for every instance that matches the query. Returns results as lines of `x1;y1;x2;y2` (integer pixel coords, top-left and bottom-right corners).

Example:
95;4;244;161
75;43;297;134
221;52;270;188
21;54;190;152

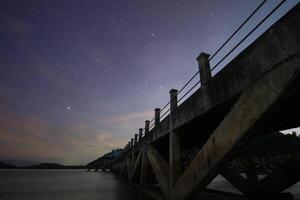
0;0;299;165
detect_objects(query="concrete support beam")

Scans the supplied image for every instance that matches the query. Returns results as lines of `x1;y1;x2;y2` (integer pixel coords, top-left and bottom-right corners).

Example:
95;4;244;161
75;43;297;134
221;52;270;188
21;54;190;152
196;52;211;85
130;151;142;181
172;58;300;200
120;161;126;176
126;158;131;179
155;108;161;127
169;89;181;187
146;145;169;198
140;150;150;187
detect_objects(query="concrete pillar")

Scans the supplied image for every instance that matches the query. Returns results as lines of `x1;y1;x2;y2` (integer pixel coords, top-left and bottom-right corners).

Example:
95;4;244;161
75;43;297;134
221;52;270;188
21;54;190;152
134;134;138;145
169;89;181;187
144;120;151;142
196;52;212;85
139;128;143;141
170;89;178;111
132;136;136;165
145;120;150;135
155;108;161;127
131;138;134;147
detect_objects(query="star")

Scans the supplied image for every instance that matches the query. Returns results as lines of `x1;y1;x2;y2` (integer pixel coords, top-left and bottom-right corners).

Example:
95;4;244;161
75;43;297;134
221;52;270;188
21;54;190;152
66;106;71;110
151;33;155;37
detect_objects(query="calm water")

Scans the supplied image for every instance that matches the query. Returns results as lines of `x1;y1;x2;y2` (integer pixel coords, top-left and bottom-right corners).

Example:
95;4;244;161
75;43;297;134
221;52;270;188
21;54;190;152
0;170;299;200
0;169;149;200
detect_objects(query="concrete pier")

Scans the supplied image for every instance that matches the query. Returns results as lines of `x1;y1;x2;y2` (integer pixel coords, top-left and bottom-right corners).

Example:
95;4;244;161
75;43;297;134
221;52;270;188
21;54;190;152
92;4;300;200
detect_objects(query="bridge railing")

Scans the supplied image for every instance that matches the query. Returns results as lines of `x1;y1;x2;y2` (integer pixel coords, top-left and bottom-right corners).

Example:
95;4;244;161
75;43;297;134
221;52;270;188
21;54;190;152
123;0;290;151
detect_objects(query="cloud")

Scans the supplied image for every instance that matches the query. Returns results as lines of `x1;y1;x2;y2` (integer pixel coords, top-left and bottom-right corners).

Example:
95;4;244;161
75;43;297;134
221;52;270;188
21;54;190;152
0;111;126;165
101;110;153;125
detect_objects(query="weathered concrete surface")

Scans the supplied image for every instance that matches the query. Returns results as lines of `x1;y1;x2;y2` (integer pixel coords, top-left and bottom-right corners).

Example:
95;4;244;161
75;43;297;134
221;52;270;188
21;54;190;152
129;151;142;181
147;145;169;197
172;55;300;200
140;150;150;187
169;89;181;187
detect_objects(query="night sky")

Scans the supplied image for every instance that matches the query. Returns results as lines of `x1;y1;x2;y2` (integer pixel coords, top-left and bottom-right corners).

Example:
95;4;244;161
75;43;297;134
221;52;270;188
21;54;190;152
0;0;299;165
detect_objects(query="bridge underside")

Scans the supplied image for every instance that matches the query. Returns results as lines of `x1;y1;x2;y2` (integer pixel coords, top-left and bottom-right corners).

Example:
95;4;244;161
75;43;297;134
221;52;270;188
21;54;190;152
104;3;300;200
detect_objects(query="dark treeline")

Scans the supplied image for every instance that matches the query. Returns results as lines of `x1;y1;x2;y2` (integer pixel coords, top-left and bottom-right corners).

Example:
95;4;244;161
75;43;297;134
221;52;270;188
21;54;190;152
249;132;300;157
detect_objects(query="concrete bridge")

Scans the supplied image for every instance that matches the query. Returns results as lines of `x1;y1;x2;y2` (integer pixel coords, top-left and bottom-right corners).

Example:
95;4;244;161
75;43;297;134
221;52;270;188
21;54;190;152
95;2;300;200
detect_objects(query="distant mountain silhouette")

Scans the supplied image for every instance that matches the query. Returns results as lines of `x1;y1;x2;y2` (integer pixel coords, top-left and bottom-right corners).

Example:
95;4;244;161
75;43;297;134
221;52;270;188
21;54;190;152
0;159;37;167
28;163;65;169
0;162;17;169
25;163;86;169
0;162;86;169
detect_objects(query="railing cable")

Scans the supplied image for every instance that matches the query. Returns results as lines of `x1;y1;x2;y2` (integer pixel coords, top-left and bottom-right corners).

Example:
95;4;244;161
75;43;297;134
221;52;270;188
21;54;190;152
160;102;170;113
161;108;170;119
211;0;287;72
209;0;268;61
177;71;200;95
178;79;201;103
